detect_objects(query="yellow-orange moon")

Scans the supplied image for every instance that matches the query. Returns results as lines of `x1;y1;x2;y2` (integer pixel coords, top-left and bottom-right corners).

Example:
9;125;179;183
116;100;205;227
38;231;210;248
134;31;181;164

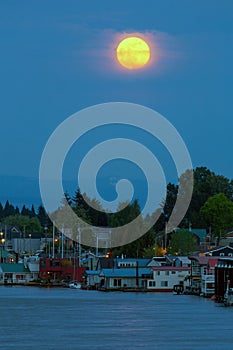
116;36;150;70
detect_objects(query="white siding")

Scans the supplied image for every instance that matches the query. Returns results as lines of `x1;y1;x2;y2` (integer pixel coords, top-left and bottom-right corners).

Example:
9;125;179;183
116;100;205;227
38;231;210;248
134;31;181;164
147;270;190;290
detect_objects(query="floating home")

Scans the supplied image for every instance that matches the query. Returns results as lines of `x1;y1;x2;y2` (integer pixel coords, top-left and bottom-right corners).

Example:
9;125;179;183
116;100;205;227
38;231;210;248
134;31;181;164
147;266;190;292
215;257;233;303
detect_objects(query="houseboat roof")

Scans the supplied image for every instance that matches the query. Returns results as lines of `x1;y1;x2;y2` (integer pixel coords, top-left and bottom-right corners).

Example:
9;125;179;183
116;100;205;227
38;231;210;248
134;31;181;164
115;258;152;266
207;259;218;267
188;256;218;265
0;249;14;258
0;263;29;273
225;231;233;237
164;255;177;263
85;270;101;275
152;266;190;271
205;245;233;254
174;256;191;264
217;257;233;262
215;257;233;268
100;267;152;278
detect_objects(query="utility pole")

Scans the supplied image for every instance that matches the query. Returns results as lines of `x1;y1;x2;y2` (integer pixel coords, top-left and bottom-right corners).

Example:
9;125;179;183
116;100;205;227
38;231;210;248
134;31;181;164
164;221;168;251
61;225;64;259
78;226;81;267
52;222;55;258
23;225;25;252
96;234;98;257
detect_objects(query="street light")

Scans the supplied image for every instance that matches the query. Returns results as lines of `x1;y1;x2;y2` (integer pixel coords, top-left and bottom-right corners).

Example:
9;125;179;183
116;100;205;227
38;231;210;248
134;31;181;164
0;234;5;263
0;232;3;262
1;238;5;248
29;234;32;254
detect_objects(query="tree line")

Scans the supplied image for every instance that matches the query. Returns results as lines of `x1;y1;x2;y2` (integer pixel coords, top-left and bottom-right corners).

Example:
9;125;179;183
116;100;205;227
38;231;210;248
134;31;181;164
0;201;50;233
1;166;233;256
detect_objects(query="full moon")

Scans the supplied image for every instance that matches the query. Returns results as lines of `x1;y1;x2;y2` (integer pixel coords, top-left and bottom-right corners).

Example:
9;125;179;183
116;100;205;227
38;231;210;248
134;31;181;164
116;36;151;70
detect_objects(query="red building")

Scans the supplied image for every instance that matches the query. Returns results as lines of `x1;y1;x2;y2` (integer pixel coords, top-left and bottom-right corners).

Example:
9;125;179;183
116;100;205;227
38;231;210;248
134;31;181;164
39;258;86;283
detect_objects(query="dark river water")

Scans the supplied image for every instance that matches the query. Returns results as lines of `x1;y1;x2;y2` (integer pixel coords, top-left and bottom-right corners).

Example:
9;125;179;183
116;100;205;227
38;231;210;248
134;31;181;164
0;286;232;350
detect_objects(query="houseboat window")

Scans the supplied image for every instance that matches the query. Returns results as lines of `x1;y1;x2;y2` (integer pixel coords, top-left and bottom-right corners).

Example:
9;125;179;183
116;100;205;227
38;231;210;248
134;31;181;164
149;281;156;287
113;279;122;287
228;253;233;257
161;281;168;287
156;271;160;276
220;253;225;256
171;271;176;274
165;271;169;276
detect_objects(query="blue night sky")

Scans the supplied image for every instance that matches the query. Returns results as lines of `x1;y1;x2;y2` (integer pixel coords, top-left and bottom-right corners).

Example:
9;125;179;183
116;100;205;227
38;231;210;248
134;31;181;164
0;1;233;208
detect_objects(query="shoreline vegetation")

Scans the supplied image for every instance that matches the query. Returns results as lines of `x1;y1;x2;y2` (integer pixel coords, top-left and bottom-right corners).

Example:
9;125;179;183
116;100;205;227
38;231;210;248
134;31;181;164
0;166;233;258
1;166;233;304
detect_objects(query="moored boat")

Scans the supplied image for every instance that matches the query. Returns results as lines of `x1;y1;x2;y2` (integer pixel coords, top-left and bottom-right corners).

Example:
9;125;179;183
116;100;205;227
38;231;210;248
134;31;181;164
173;284;184;295
69;281;81;289
224;280;233;306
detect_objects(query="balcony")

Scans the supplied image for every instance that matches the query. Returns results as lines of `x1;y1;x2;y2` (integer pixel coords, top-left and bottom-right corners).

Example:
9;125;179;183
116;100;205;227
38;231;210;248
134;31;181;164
192;267;201;276
202;274;214;282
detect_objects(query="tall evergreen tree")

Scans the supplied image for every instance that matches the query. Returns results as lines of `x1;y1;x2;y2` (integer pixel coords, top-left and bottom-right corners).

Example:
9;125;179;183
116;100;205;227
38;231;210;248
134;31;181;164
0;202;3;220
21;205;30;216
15;206;20;215
4;200;15;217
83;195;108;226
29;205;36;217
63;191;73;206
37;205;50;228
